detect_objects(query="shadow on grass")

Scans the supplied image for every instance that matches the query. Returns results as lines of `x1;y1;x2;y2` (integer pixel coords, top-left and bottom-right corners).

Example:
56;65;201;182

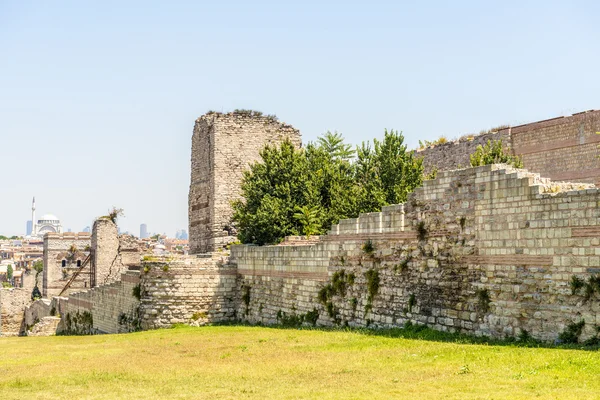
198;320;600;352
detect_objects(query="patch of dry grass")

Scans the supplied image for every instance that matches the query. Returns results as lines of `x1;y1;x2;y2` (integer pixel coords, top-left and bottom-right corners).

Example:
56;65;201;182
1;325;600;399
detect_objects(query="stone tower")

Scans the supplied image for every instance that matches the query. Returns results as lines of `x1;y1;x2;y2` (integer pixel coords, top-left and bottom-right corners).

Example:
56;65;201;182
189;111;302;254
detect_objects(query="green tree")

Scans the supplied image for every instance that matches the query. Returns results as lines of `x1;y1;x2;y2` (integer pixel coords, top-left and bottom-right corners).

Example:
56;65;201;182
372;129;424;205
469;139;523;168
6;264;13;281
317;131;355;160
354;129;424;213
232;139;314;245
232;130;426;246
293;205;321;238
31;286;42;300
31;261;43;300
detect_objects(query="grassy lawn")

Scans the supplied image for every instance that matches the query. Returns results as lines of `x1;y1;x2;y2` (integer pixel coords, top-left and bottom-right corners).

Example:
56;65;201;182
1;325;599;399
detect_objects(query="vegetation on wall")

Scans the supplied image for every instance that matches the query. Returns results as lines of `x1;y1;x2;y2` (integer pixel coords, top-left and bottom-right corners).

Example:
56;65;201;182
102;207;124;224
361;239;375;255
60;311;94;335
469;139;523;168
418;136;449;149
232;129;425;245
476;288;491;313
242;285;251;316
276;308;319;327
570;275;600;300
558;320;586;344
364;268;380;313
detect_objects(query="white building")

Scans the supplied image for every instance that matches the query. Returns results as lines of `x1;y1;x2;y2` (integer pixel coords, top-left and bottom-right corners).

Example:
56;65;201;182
30;197;63;237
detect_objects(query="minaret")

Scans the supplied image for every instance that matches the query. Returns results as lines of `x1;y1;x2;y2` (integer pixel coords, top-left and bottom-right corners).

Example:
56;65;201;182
31;196;37;236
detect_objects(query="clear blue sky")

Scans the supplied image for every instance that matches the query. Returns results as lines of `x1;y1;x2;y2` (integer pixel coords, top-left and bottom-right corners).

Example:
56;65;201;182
1;1;599;237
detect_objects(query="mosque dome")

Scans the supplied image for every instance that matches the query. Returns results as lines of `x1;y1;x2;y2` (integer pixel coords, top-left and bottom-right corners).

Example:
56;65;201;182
39;214;60;222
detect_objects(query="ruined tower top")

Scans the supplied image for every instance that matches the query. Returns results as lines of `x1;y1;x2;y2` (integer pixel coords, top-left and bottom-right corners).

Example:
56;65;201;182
188;110;302;254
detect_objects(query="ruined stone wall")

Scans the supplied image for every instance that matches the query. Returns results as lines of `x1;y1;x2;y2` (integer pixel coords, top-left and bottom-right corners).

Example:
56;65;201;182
92;219;141;287
189;112;301;254
58;271;141;334
0;288;31;336
417;131;510;175
139;254;237;329
510;110;600;185
43;233;91;298
56;254;236;334
418;110;600;185
230;164;600;342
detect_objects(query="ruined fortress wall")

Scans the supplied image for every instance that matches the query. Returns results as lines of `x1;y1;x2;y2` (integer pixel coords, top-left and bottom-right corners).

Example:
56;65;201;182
0;288;30;336
189;112;301;254
59;271;141;334
92;219;140;287
418;110;600;185
58;255;236;334
230;165;600;342
510;111;600;184
139;255;237;329
43;233;91;298
417;131;510;175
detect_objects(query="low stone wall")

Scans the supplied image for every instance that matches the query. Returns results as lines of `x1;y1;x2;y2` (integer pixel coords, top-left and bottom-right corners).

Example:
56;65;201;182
139;254;237;329
0;288;31;336
22;298;51;333
56;254;237;334
58;270;141;334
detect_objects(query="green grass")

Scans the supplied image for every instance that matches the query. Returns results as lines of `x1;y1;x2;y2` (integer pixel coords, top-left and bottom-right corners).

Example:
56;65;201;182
1;325;600;399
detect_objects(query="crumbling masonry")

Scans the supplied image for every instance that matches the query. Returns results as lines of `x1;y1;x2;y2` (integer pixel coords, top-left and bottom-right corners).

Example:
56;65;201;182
188;112;301;253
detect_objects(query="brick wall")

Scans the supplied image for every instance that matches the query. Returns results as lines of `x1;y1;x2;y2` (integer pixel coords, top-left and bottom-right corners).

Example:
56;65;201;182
418;110;600;185
510;110;600;184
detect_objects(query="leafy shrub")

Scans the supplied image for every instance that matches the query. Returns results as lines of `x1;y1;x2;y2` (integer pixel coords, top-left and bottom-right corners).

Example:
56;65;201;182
407;293;416;312
416;221;428;241
242;285;251;312
365;269;380;303
570;275;585;295
558;320;586;344
469;139;523;168
132;284;142;300
476;288;491;313
362;240;375;255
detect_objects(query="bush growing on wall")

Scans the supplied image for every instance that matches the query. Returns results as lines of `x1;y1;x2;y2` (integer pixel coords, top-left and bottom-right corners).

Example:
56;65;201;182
469;139;523;168
232;130;425;245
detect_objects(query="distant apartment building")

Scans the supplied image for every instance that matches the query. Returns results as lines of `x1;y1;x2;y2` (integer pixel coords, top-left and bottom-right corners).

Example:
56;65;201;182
140;224;148;239
26;220;32;236
175;229;188;240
